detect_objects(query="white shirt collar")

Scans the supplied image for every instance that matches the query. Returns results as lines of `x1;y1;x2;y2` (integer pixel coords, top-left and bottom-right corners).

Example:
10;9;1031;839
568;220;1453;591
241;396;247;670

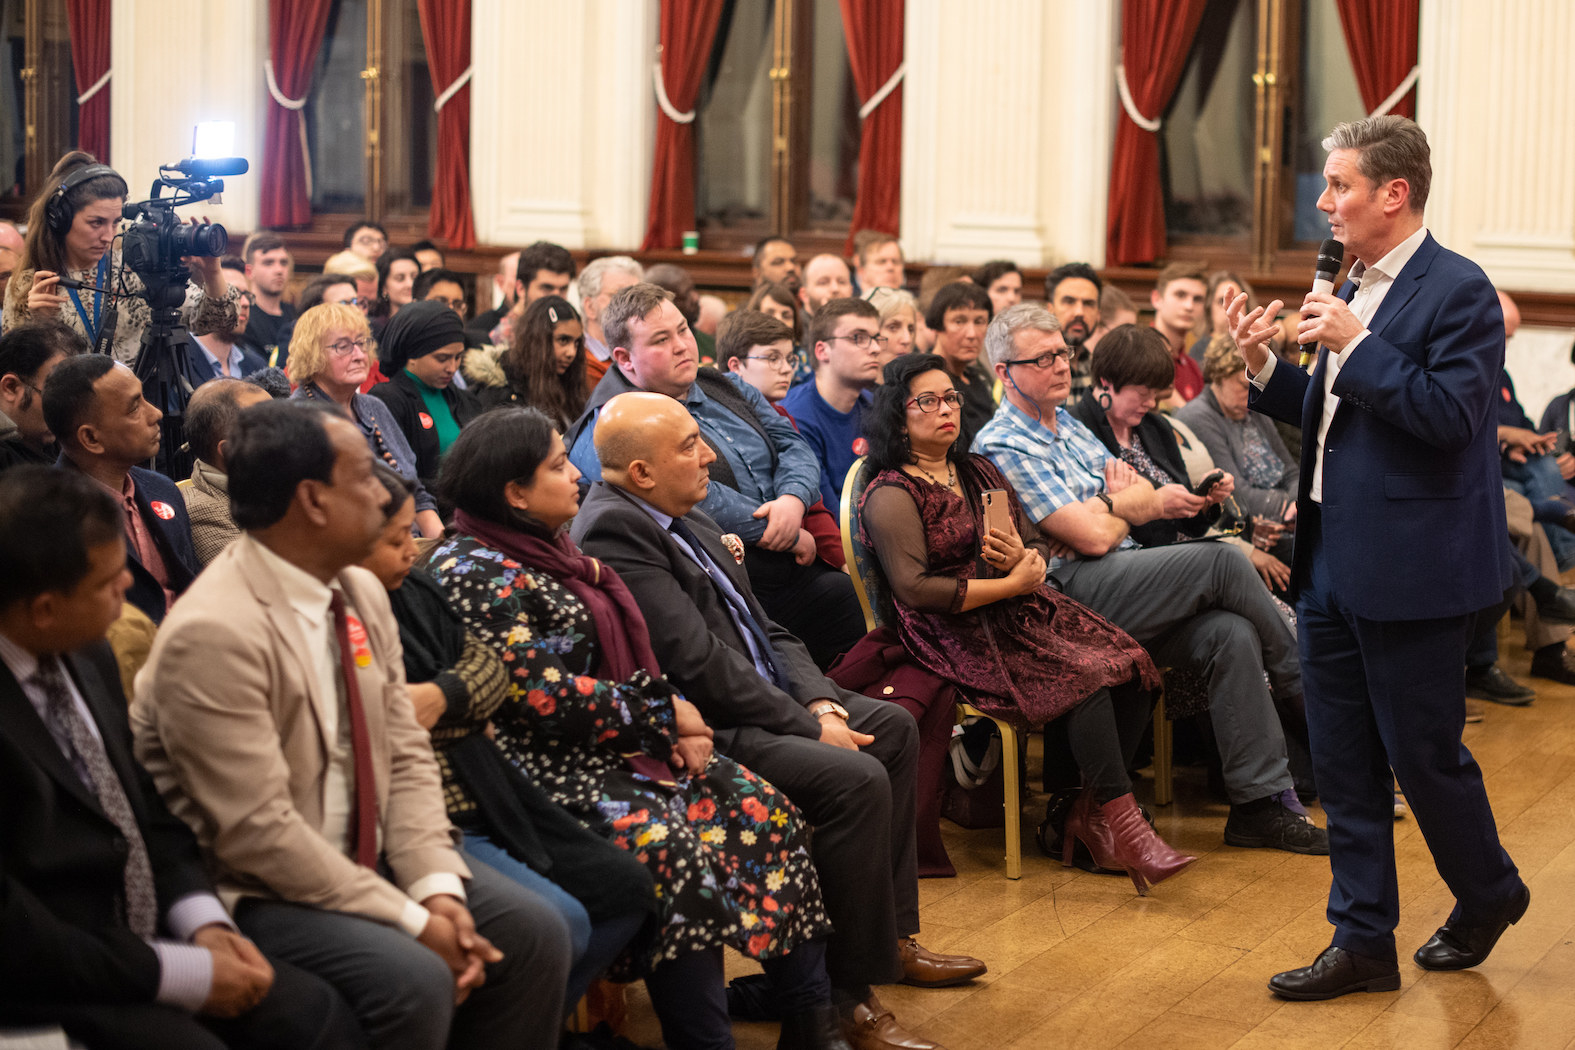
244;534;335;628
1362;225;1429;283
0;628;41;684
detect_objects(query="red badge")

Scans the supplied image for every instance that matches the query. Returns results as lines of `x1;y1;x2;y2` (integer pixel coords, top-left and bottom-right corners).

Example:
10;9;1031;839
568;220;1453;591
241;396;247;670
346;614;373;667
419;412;435;429
852;437;869;456
150;500;176;520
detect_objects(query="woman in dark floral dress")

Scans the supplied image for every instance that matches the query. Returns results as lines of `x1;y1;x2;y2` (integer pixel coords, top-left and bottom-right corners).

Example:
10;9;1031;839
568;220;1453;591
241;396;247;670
859;353;1194;896
424;408;844;1050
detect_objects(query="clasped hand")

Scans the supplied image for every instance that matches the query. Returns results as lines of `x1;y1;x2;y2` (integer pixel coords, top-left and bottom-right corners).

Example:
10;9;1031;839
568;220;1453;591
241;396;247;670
668;696;714;775
417;894;503;1005
195;924;274;1019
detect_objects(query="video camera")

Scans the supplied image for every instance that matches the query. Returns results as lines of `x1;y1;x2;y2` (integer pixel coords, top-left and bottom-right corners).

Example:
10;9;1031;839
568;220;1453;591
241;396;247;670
120;156;248;295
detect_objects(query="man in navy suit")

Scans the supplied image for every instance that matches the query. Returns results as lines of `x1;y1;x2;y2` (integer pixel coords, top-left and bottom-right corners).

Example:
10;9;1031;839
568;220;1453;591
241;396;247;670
0;465;362;1049
43;354;200;624
1233;116;1528;1000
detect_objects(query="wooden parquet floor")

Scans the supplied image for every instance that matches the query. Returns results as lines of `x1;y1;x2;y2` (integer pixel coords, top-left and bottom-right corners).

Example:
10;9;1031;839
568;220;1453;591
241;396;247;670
614;640;1575;1050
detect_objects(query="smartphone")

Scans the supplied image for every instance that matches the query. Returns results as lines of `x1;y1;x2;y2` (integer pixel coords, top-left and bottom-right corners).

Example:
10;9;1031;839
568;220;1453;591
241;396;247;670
1193;469;1226;498
981;489;1012;539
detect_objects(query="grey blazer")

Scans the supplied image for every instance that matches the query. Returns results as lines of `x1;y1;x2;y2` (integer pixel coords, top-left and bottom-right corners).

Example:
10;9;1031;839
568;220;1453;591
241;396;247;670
1175;386;1299;521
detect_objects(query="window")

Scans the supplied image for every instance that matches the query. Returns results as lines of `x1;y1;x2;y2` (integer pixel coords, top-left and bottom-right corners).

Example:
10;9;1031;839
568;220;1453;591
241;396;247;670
1160;0;1367;272
305;0;435;221
1;0;81;214
694;0;859;250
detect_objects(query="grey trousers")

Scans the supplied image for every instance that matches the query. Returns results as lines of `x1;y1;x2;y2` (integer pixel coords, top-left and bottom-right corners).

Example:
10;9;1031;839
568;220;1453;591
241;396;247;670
1056;541;1297;804
235;856;572;1050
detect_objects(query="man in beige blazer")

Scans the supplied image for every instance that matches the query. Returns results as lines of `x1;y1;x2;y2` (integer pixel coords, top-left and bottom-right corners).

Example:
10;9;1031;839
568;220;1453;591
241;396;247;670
133;401;571;1050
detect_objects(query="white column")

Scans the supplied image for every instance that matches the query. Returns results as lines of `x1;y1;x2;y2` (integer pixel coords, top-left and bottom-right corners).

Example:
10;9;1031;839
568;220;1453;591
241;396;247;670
471;0;655;249
109;0;267;234
901;0;1116;268
1420;0;1575;291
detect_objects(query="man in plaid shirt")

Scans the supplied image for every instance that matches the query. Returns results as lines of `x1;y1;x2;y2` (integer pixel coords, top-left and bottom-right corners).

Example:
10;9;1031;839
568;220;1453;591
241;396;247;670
973;302;1326;856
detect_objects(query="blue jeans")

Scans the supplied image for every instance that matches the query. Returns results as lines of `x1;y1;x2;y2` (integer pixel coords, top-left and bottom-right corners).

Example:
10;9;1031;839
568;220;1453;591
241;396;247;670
463;832;644;1008
1502;453;1575;569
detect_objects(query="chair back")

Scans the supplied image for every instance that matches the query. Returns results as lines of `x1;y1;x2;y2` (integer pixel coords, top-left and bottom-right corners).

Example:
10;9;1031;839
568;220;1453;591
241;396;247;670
839;456;896;632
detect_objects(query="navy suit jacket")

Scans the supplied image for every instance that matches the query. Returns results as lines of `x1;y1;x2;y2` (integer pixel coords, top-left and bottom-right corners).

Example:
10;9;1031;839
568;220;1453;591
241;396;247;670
183;335;265;386
58;458;201;624
1250;232;1514;622
0;642;213;1010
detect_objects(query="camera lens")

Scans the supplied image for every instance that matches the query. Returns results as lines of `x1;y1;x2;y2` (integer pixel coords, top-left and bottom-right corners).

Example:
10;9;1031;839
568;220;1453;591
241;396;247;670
171;221;228;259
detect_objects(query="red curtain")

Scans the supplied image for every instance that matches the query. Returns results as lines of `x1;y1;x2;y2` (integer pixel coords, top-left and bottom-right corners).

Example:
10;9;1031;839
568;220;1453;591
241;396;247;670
63;0;111;162
1334;0;1418;119
417;0;475;249
1104;0;1208;267
641;0;725;251
260;0;333;228
838;0;903;254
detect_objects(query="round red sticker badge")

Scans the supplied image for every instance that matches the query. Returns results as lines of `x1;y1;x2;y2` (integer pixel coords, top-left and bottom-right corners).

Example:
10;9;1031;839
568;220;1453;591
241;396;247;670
419;412;435;429
346;615;372;667
852;437;869;456
150;501;176;520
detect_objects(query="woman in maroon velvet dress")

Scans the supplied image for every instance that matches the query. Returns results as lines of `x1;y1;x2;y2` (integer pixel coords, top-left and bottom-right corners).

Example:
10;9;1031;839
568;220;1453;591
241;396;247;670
858;353;1195;894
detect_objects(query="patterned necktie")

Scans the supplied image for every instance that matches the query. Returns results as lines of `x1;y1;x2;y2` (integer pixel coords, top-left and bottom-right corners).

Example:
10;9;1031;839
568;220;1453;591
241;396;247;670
32;657;158;938
329;591;380;868
667;517;793;691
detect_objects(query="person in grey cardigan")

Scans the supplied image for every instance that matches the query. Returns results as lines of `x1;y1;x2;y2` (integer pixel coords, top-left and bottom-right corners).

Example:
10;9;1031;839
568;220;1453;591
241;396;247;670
1175;335;1299;561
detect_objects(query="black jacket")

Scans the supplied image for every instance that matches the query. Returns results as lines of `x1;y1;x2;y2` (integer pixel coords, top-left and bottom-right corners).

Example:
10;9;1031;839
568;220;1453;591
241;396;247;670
367;370;483;490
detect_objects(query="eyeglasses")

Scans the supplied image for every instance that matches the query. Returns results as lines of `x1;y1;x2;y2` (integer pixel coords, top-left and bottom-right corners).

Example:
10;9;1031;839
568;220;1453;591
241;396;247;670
326;336;371;357
906;391;962;413
427;296;468;315
330;297;372;310
744;353;796;371
829;332;888;349
1005;350;1069;371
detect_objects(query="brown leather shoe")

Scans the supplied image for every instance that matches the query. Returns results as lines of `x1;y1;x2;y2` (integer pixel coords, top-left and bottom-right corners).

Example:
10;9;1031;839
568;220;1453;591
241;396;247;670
898;938;986;987
1464;699;1486;723
844;993;947;1050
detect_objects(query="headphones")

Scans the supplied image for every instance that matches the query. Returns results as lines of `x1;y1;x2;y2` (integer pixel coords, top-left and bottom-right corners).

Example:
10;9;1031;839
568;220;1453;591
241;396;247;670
44;163;119;237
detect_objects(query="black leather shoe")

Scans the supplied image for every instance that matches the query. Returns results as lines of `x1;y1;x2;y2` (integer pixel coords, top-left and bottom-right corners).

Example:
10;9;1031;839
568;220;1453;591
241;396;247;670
1268;946;1401;1001
1529;645;1575;686
779;1003;855;1050
1414;884;1531;971
1465;664;1536;705
1535;585;1575;625
1224;798;1330;855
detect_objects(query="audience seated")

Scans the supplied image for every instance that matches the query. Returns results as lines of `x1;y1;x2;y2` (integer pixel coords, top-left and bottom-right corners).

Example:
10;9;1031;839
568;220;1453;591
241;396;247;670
925;282;995;450
851;231;904;294
186;266;265;385
242;366;292;400
1148;263;1208;406
184;378;273;566
424;409;854;1050
1089;282;1137;352
567;283;867;668
914;268;970;355
359;464;651;1011
973;304;1327;855
1481;488;1575;690
571;392;985;1049
342;220;388;261
577;255;644;386
0;319;79;472
862;287;918;370
0;465;366;1050
752;235;802;295
285;303;443;538
321;251;379;309
42;355;199;625
748;280;810;381
697;293;728;337
409;240;444;272
490;241;576;349
464;250;519;346
412;267;468;322
1175;335;1299;566
367;300;481;493
971;260;1022;317
1190;270;1255;363
1043;263;1102;398
369;251;422;339
646;263;716;365
799;255;854;322
1066;325;1227;549
858;353;1192;894
241;232;297;369
1493;302;1575;570
781;297;882;510
131;400;573;1050
467;295;588;428
0;219;22;311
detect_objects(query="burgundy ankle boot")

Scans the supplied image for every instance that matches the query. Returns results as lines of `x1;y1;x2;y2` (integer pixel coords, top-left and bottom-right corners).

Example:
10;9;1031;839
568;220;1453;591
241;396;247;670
1100;793;1196;895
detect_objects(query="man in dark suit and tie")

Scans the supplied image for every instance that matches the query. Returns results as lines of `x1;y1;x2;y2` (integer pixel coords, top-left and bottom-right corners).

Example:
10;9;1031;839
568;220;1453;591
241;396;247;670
0;465;362;1049
1233;115;1528;1000
42;353;200;624
572;392;983;1050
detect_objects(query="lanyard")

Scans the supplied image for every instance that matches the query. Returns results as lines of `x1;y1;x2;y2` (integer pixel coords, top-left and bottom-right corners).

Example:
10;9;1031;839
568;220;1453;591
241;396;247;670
67;256;109;340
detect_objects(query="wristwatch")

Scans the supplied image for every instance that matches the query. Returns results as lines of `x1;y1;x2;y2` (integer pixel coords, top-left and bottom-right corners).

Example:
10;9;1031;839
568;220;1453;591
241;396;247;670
1096;492;1115;512
808;700;850;720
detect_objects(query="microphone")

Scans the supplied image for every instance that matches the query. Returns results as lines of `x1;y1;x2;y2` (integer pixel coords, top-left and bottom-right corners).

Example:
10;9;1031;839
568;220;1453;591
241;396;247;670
170;157;250;179
55;274;116;295
1300;239;1344;368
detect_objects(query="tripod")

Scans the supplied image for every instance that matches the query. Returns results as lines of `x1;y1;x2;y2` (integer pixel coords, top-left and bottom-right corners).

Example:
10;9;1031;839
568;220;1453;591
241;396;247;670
131;267;199;481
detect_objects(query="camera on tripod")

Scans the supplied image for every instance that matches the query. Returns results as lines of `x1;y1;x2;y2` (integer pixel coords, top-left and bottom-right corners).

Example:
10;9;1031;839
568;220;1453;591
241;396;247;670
120;156;248;294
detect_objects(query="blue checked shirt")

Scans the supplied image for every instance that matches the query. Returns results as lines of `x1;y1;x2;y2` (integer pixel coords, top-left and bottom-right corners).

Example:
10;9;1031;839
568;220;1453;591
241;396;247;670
972;399;1140;564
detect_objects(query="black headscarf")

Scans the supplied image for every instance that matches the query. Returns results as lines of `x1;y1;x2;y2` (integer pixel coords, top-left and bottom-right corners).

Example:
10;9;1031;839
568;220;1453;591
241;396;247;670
379;299;466;374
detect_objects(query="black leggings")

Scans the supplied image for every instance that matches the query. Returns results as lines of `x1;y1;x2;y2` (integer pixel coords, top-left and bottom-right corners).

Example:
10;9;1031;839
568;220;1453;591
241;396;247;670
1042;681;1153;803
644;938;831;1050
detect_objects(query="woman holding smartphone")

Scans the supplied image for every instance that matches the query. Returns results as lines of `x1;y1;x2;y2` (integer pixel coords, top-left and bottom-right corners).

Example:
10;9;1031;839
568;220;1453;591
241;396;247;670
858;353;1194;895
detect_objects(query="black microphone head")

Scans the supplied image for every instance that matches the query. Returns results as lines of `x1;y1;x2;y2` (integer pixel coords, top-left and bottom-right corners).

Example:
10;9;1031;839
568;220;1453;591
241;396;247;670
172;157;250;179
1316;238;1344;279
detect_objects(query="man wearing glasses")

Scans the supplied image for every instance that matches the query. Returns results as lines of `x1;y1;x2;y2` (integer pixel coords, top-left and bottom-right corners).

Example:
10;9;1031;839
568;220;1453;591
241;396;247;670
782;298;884;510
975;302;1328;857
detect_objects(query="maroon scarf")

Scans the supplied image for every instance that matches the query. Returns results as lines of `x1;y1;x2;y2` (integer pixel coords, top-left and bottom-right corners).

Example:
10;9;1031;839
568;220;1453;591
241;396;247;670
452;510;662;681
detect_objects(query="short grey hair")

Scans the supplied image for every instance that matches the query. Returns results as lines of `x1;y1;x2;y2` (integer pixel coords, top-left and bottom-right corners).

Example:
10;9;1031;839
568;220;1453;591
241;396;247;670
579;255;644;302
602;282;674;353
984;302;1060;367
1322;115;1431;212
